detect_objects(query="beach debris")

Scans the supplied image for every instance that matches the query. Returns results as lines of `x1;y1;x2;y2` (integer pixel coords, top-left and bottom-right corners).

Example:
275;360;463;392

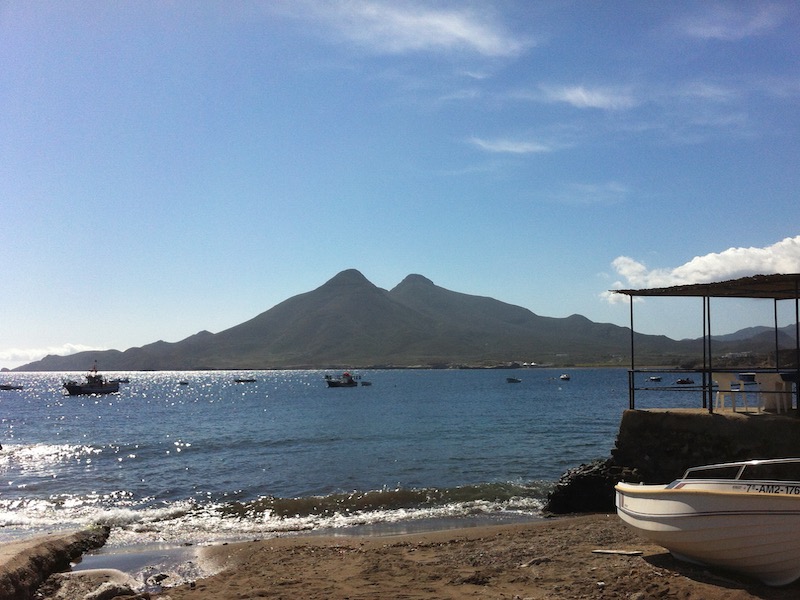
519;556;552;567
591;549;643;556
83;580;136;600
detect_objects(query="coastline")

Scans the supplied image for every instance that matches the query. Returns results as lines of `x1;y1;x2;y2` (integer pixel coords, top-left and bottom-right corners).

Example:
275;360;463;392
21;515;800;599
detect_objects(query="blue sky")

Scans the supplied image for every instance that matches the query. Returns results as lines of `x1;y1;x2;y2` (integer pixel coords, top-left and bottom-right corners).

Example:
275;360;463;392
2;1;800;369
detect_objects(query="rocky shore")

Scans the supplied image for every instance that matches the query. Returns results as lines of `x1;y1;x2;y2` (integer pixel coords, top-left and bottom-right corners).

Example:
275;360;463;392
0;527;109;600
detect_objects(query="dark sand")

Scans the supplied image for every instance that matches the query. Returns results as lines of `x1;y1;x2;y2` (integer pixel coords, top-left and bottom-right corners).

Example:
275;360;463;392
21;514;800;599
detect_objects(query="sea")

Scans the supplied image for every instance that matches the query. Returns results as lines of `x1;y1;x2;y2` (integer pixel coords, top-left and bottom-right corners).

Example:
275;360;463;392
0;367;688;584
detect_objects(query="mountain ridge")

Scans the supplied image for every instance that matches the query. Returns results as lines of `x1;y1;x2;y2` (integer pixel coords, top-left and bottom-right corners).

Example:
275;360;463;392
13;269;783;371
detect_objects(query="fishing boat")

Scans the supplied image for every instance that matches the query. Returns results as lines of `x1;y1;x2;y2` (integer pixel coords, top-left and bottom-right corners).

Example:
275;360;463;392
615;458;800;586
63;363;120;396
324;372;359;387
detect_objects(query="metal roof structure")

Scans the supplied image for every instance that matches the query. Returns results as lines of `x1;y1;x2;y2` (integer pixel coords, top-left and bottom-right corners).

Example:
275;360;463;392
613;273;800;301
613;273;800;413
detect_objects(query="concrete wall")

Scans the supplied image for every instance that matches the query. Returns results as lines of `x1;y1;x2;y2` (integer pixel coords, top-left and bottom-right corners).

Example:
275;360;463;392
612;409;800;483
545;409;800;513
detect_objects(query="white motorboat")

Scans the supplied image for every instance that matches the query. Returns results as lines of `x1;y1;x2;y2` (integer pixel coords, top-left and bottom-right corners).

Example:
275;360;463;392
616;458;800;586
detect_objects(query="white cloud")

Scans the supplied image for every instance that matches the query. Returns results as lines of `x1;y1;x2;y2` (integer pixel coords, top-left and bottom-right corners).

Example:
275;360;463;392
292;1;531;57
677;4;788;41
469;136;551;154
677;81;738;103
604;236;800;301
541;85;637;110
0;343;103;366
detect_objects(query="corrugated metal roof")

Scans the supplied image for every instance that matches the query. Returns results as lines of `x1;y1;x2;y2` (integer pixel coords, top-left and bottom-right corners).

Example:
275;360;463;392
613;273;800;300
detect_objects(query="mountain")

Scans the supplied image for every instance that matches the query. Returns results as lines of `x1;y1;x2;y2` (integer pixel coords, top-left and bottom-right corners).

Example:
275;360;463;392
15;269;732;371
712;324;797;343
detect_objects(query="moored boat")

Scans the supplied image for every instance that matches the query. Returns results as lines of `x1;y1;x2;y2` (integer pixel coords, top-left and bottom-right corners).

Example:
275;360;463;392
506;377;521;383
64;363;120;396
616;458;800;586
559;373;570;381
324;372;359;387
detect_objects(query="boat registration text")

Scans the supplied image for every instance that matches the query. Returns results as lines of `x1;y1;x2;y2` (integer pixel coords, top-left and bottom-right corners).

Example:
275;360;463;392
745;484;800;495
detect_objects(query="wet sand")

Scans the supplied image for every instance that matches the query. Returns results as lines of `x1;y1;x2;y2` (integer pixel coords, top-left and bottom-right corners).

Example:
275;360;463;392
28;514;800;600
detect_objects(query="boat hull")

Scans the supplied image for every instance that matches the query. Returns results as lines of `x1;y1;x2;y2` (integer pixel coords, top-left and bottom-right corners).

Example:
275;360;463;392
616;481;800;586
64;382;120;395
326;380;358;388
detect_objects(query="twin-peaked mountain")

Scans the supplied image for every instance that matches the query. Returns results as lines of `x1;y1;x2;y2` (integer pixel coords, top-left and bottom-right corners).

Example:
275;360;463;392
20;269;707;371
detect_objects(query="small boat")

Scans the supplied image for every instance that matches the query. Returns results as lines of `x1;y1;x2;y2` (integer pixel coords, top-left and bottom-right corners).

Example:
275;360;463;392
360;381;372;386
616;458;800;586
506;377;522;384
559;374;570;381
324;372;359;387
234;378;257;383
648;376;662;382
0;384;23;390
178;381;189;386
64;363;119;396
676;378;694;385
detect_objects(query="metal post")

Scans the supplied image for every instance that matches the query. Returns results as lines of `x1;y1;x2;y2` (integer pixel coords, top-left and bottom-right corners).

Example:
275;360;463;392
629;295;635;409
705;296;713;413
775;299;781;370
795;281;799;415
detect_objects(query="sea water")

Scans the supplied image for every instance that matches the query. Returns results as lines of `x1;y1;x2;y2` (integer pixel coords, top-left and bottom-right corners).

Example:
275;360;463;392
0;367;688;576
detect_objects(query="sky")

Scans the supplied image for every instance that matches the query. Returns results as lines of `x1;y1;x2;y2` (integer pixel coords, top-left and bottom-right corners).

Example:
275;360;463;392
2;1;800;370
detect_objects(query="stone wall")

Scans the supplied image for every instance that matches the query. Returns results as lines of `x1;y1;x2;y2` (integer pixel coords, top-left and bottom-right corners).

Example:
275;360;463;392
613;409;800;483
545;409;800;513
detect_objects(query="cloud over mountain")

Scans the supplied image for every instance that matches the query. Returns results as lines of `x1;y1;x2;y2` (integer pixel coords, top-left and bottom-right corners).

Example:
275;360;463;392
603;235;800;303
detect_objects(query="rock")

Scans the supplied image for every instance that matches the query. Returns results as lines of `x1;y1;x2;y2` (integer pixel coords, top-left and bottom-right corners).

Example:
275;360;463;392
543;458;641;514
84;580;137;600
0;526;110;600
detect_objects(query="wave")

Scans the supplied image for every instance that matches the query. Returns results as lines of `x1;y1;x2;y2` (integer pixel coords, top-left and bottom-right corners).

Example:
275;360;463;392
100;481;553;547
0;480;553;548
222;481;551;518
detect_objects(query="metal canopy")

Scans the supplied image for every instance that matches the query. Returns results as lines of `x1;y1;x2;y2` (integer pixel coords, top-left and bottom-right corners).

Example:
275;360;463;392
613;273;800;412
614;273;800;300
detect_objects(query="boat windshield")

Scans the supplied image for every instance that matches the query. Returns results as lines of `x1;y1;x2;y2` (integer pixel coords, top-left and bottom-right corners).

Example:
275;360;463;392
683;459;800;482
738;462;800;482
683;465;742;480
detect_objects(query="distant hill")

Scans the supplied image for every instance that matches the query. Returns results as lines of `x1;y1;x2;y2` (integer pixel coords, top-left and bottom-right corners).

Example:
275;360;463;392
14;269;782;371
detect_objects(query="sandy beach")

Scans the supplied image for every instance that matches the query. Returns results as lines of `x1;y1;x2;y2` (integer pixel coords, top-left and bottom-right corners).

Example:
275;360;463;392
22;514;800;599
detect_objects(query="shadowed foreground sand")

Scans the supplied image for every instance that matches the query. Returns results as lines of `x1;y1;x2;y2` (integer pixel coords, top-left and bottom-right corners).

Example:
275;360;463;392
22;515;800;599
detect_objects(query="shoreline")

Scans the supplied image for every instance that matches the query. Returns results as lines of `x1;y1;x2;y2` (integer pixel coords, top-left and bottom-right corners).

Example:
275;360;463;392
20;515;800;599
67;513;542;582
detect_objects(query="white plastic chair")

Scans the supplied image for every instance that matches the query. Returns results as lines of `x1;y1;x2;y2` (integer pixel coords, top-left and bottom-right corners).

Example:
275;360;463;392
754;373;790;414
713;372;747;412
